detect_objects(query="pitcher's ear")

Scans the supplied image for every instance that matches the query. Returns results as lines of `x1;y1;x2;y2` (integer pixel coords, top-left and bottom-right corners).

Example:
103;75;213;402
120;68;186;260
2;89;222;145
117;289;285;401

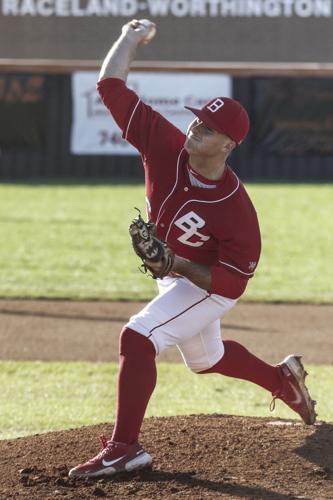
223;139;236;154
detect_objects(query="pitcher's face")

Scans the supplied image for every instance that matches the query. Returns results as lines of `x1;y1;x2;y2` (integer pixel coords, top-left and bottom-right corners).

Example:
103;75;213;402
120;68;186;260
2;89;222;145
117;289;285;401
184;118;234;157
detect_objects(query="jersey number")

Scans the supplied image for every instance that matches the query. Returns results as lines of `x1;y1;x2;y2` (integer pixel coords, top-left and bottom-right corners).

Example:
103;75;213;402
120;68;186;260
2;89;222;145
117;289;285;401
174;211;210;247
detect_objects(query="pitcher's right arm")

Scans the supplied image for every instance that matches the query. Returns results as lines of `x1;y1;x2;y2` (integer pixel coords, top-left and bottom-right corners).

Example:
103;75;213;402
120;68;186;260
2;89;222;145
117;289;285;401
98;19;156;83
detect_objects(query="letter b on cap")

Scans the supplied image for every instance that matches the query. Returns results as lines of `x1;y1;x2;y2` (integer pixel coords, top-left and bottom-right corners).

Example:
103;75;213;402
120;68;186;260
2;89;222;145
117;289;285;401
207;98;224;113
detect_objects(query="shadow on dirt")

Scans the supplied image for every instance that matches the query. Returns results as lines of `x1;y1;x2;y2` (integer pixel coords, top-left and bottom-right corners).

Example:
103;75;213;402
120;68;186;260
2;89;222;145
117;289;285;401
110;469;302;499
0;306;268;332
0;307;129;323
295;421;333;480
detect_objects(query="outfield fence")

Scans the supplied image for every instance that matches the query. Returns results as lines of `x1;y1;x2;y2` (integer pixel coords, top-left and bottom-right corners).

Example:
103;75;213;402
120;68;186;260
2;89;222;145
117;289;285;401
0;61;332;181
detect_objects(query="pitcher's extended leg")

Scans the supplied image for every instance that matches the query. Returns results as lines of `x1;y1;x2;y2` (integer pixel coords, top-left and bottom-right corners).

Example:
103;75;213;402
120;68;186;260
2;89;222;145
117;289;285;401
68;327;156;478
112;327;157;444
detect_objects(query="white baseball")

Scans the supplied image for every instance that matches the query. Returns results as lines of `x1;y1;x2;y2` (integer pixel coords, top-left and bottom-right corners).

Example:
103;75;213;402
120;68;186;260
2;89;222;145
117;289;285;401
139;19;156;42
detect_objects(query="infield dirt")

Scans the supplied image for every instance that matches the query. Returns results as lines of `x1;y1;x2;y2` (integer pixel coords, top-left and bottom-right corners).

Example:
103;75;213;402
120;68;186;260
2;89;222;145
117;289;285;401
1;300;332;363
0;300;332;499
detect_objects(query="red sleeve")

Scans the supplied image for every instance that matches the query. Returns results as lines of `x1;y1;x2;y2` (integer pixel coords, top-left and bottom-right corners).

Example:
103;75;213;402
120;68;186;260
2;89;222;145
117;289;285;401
97;77;185;159
208;214;260;299
209;266;248;300
208;180;261;299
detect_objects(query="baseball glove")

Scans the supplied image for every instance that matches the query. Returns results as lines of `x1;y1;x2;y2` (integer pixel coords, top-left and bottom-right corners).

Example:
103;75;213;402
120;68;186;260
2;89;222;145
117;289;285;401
129;209;174;279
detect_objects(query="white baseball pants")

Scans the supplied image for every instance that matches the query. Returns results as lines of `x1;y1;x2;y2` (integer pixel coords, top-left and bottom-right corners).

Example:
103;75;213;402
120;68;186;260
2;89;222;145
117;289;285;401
126;276;238;372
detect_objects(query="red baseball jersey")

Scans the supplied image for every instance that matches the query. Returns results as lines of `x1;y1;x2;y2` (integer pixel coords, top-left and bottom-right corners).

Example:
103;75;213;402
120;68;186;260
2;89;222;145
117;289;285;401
97;78;261;299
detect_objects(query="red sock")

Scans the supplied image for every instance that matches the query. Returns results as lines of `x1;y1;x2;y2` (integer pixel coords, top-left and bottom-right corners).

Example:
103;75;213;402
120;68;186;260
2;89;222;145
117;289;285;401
112;327;156;444
199;340;282;394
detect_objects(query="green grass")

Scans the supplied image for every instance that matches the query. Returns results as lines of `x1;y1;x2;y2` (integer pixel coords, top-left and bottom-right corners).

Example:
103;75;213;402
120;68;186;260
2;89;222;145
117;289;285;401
0;183;332;302
247;184;333;303
0;361;331;440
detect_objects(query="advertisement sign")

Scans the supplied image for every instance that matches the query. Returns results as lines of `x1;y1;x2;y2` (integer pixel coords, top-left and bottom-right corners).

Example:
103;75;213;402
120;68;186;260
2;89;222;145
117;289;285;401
254;77;333;155
0;74;47;150
70;71;231;155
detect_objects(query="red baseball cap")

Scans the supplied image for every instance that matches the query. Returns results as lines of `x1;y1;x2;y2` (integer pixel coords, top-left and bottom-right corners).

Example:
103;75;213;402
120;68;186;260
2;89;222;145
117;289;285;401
185;97;250;145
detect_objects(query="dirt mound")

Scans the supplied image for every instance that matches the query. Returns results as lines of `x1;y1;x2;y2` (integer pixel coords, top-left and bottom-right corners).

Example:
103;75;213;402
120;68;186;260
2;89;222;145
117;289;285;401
1;415;332;499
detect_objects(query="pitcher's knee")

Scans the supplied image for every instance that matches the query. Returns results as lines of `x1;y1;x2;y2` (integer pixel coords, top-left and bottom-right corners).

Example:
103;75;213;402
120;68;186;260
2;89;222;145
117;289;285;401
186;359;219;374
119;327;156;357
182;345;225;374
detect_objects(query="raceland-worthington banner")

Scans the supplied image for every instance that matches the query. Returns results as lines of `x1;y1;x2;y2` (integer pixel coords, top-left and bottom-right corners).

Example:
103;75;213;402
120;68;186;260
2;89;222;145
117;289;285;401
0;0;332;62
2;0;331;17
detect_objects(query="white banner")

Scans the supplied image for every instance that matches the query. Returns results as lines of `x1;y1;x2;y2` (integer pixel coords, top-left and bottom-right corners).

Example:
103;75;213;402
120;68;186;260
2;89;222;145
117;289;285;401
70;71;232;155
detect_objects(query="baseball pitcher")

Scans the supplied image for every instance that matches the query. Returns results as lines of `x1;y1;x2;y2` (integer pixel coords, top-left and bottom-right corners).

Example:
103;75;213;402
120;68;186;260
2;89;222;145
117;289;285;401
69;19;316;478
